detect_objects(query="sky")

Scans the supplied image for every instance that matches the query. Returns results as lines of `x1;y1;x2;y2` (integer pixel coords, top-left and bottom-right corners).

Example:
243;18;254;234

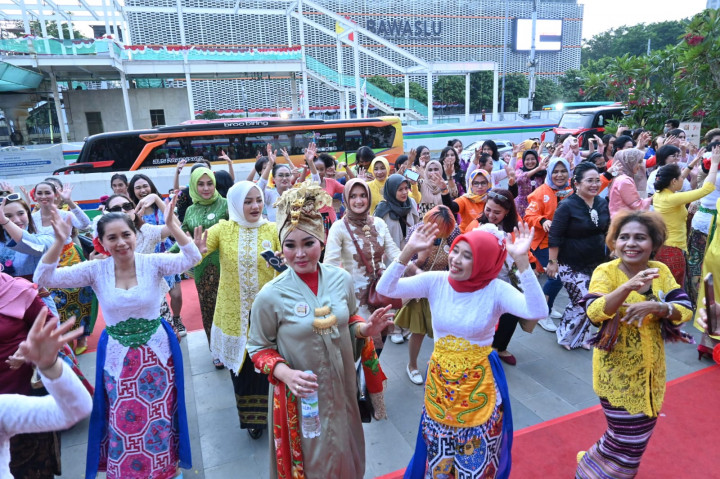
578;0;709;40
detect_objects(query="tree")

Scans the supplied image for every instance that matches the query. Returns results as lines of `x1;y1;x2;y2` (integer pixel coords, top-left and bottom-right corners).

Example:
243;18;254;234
13;20;86;39
582;20;689;65
434;76;465;105
533;77;564;109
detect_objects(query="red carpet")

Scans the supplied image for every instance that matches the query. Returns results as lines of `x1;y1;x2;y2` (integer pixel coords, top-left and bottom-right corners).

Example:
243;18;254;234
85;278;204;353
376;365;720;479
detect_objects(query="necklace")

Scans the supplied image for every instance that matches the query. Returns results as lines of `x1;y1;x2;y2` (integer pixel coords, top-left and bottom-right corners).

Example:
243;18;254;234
581;196;598;227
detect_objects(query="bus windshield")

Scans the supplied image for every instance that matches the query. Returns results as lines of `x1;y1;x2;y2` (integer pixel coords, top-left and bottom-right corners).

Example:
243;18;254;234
558;113;594;130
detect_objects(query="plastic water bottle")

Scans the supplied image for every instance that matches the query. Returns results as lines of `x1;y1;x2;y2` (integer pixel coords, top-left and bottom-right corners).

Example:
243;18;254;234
300;370;321;438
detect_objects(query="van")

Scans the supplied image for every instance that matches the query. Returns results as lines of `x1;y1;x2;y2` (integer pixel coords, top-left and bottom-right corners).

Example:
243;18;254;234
550;104;626;148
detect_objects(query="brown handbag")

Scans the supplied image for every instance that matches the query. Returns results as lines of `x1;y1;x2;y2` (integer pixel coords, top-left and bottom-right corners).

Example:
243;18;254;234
344;218;403;310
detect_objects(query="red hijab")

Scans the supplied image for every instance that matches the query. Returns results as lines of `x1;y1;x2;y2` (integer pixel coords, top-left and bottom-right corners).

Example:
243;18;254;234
447;229;507;293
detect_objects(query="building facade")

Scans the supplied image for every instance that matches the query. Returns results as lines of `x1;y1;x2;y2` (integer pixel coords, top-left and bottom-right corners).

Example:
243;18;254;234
125;0;583;114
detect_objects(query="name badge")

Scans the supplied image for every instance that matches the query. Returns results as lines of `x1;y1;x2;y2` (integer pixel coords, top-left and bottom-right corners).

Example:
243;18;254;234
295;302;310;317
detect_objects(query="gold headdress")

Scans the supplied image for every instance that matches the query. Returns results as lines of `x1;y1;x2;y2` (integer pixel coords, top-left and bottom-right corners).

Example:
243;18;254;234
274;180;333;244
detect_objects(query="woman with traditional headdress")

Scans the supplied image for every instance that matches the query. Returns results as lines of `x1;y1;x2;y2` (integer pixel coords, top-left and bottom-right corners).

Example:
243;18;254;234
194;180;278;439
248;182;393;479
180;167;229;369
377;219;548;478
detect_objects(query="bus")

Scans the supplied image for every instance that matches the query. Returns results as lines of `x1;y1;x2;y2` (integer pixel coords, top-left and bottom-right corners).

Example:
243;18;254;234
6;116;403;209
541;101;616;111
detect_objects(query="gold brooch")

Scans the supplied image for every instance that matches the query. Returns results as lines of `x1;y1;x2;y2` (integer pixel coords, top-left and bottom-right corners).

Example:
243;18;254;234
312;305;337;334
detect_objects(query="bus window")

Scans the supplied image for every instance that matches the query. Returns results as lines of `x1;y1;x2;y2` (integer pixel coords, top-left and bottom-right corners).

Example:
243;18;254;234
314;130;338;152
83;135;145;171
343;129;363;152
292;130;320;156
366;125;396;149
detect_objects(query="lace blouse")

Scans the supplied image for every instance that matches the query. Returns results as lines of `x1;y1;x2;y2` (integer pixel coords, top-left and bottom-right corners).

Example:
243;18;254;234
32;208;91;245
33;242;201;379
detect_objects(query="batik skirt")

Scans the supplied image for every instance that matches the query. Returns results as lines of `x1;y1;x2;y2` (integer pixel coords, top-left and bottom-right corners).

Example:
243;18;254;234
654;245;686;289
575;398;658;479
556;264;595;349
50;243;94;337
686;229;707;303
231;353;269;429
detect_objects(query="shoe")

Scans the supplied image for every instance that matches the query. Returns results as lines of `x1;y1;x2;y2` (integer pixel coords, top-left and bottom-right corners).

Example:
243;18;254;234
698;345;713;361
581;343;592;351
390;333;404;344
550;309;563;319
561;344;572;351
406;365;424;385
74;345;88;355
538;317;558;332
248;428;263;440
213;359;225;370
172;316;187;337
497;351;517;366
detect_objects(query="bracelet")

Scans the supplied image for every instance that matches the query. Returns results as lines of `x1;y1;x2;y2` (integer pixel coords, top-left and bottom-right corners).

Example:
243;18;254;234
547;259;558;265
664;302;674;318
355;324;368;339
396;257;410;266
686;164;694;170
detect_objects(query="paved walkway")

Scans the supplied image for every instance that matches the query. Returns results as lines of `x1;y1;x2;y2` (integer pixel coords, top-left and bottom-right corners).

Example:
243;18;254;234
59;285;711;478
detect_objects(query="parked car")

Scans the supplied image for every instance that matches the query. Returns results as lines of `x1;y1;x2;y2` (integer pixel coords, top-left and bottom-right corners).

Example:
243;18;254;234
459;139;514;164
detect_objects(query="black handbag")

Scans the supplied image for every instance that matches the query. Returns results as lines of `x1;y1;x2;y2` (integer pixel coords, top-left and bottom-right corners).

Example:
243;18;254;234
356;361;374;423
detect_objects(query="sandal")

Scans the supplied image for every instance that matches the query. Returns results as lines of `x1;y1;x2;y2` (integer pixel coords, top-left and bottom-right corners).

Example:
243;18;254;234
406;365;424;385
213;359;225;370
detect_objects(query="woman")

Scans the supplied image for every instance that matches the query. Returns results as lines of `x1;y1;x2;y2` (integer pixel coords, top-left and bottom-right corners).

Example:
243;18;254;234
1;195;57;315
515;150;548;215
394;205;460;383
377;220;548;478
196;181;279;439
31;181;93;353
110;173;129;196
441;168;491;232
247;182;394;479
524;158;573;332
576;210;693;478
608;148;651;216
258;146;316;221
374;174;420;250
129;174;185;335
1;306;93;479
367;156;391;215
180;167;229;368
412;145;432;169
695;197;720;360
325;179;401;355
547;163;611;350
439;146;466;196
645;145;694;196
652;148;719;287
34;196;200;479
417;159;445;216
313;147;345;229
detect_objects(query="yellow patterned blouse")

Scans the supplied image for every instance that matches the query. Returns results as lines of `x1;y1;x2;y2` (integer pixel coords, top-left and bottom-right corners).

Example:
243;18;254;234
586;259;692;417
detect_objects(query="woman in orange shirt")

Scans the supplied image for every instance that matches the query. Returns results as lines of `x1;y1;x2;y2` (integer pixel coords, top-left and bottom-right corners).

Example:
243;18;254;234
524;158;573;331
440;169;491;232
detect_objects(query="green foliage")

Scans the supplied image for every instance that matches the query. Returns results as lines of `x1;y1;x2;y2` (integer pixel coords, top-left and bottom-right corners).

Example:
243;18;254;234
533;77;564;108
582;20;689;65
366;76;427;104
13;20;87;39
197;110;220;120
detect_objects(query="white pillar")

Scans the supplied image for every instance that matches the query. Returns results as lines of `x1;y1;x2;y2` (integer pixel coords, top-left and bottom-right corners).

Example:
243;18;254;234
426;71;433;125
102;0;111;36
50;72;68;143
404;75;410;112
67;18;75;40
114;8;122;41
344;89;351;118
119;71;134;130
465;73;471;123
290;74;299;118
298;0;310;118
336;39;345;118
56;18;64;39
353;35;361;119
184;68;195;120
20;2;31;34
338;91;345;119
492;66;499;118
176;0;186;45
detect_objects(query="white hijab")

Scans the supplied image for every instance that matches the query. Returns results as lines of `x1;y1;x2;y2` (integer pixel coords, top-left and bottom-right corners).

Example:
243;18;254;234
227;181;267;228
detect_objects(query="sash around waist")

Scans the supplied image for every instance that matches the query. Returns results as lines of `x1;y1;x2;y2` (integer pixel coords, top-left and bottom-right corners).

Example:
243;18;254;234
106;317;162;348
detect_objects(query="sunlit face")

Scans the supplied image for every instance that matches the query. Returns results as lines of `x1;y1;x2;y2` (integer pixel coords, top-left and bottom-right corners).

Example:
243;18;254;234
395;182;410;203
196;174;216;200
448;240;473;281
133;179;152;199
282;229;322;274
615;221;653;267
483;199;508;226
274;166;293;190
482;144;494;156
106;196;136;222
314;160;327;179
481;158;494;173
576;170;601;198
373;162;388;181
348;184;369;215
111;179;128;195
426;162;442;176
665;152;680;165
470;174;490;196
3;201;30;230
551;163;569;188
35;184;56;207
99;219;136;259
243;189;263;222
453;141;463;157
523;153;538;169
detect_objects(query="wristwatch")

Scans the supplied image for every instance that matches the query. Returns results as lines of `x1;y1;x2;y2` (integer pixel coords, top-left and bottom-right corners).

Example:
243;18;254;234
547;259;558;265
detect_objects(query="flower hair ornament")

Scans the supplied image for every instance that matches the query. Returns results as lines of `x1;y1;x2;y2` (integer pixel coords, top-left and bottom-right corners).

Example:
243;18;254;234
473;223;507;249
274;180;333;244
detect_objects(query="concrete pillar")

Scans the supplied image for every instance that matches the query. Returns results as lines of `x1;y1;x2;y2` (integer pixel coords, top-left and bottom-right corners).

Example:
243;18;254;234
338;91;345;119
426;71;433;125
353;35;361;119
120;71;134;129
102;0;111;36
492;66;499;119
465;73;471;123
298;0;310;118
20;2;31;34
184;67;195;120
405;75;410;111
49;72;68;143
290;74;299;118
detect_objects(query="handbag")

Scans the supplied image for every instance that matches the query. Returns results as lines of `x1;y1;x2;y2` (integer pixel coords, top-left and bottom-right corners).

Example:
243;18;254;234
344;218;402;310
356;361;374;423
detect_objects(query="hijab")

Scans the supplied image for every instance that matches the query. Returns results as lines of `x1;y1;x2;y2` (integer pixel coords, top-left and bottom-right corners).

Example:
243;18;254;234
374;174;412;220
369;156;390;185
447;229;507;293
464;169;491;203
516;139;539;158
545;158;571;190
0;273;39;320
614;148;645;178
227;181;267;228
521;150;546;180
343;179;372;228
424;160;444;195
189;167;221;206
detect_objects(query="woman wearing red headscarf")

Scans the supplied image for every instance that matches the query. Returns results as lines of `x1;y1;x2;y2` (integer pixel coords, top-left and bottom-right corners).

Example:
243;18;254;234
377;222;548;479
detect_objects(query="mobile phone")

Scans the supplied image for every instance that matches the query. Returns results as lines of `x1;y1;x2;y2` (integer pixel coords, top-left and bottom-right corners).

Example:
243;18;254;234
261;250;288;273
704;273;718;334
403;169;420;182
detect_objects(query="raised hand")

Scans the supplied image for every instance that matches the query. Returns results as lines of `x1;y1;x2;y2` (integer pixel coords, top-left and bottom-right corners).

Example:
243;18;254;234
176;159;187;173
58;183;74;204
443;157;455;177
408;148;417;166
280;147;291;161
404;222;439;256
428;172;446;191
218;150;231;163
0;181;13;193
711;145;720;165
50;208;72;242
266;143;277;165
164;192;181;232
506;222;534;262
623;268;660;293
193;225;208;254
17;309;83;371
363;304;395;338
304;142;318;164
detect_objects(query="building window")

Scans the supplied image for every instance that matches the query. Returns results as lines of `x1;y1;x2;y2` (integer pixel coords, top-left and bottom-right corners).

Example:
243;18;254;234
150;109;166;127
85;112;104;136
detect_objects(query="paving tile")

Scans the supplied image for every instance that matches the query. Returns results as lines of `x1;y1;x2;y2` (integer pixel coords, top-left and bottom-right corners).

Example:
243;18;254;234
507;398;544;431
520;359;597;406
516;390;578;421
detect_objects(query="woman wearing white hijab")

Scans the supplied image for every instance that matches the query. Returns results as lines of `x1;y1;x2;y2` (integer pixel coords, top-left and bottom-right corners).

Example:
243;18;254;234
196;181;280;439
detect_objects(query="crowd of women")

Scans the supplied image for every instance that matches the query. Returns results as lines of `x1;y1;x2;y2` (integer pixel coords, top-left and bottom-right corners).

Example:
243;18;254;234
1;124;719;479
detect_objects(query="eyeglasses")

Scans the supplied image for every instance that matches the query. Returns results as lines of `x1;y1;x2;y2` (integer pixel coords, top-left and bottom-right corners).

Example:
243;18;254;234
488;190;509;202
580;178;602;185
0;193;22;202
106;202;134;213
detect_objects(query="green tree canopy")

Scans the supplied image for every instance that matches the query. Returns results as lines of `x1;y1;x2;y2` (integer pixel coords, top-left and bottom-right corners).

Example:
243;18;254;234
13;20;87;39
